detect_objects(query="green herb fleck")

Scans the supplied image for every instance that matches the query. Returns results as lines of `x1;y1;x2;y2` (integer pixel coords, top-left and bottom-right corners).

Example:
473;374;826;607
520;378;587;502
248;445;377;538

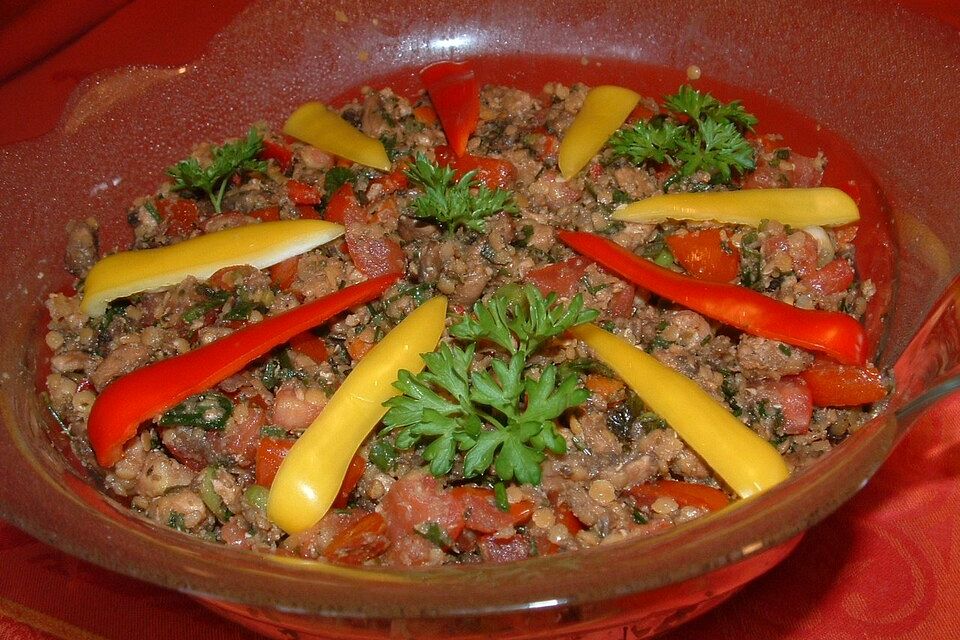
166;129;267;213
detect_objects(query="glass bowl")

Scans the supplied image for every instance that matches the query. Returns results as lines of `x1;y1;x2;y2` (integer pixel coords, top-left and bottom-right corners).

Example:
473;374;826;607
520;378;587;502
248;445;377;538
1;1;959;638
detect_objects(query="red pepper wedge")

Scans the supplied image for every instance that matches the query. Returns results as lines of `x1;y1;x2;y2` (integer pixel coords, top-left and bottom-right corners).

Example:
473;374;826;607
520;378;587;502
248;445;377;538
665;228;741;283
88;275;398;467
629;480;730;512
420;61;479;157
558;231;867;366
799;360;887;406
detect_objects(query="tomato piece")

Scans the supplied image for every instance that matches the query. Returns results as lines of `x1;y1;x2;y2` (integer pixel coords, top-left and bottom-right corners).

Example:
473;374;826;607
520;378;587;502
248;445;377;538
296;204;321;220
254;437;295;488
434;145;518;190
834;223;859;245
381;472;464;566
247;205;281;222
607;285;635;317
478;534;530;563
762;231;818;278
371;170;409;196
288;331;329;363
260;139;294;172
332;454;367;509
629;480;730;512
157;198;199;236
526;257;590;297
207;265;254;291
268;256;300;291
665;229;740;283
346;331;375;362
346;230;406;278
324;183;357;224
805;258;855;295
451;487;535;534
758;376;813;435
799;360;886;406
286;179;322;205
554;502;584;535
323;512;390;565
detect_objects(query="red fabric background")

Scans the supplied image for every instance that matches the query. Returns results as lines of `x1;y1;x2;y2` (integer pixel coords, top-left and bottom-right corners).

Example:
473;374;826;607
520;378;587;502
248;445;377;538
2;1;958;638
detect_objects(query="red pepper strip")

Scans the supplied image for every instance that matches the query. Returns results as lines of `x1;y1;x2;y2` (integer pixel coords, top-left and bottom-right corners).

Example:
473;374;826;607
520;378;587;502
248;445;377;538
419;61;479;157
88;275;398;467
799;359;886;406
557;231;867;366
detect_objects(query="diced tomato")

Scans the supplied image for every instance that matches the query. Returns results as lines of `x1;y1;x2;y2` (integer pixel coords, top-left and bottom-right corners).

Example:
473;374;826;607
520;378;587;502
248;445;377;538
324;183;357;224
607;285;635;317
296;204;321;220
451;487;535;534
371;170;409;196
332;454;367;508
157;199;200;236
288;331;329;363
629;480;730;512
584;374;625;399
759;376;814;435
537;133;559;161
346;327;376;362
799;360;886;407
805;258;855;295
247;205;281;222
526;257;591;297
255;437;295;487
553;502;584;535
762;231;819;278
530;533;562;556
323;512;390;565
286;180;322;205
268;256;300;291
589;162;603;180
381;472;465;566
207;265;254;291
260;139;294;172
413;105;438;125
665;229;741;283
834;223;859;245
434;145;518;189
478;534;530;563
219;405;266;464
346;233;406;279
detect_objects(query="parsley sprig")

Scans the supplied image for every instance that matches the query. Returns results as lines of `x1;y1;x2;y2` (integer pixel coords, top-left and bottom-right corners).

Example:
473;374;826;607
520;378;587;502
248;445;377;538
382;286;598;485
405;154;517;233
609;85;758;185
167;129;267;213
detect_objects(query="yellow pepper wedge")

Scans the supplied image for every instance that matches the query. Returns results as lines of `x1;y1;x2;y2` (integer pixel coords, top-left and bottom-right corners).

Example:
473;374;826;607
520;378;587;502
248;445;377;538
283;102;392;172
80;220;343;317
558;85;641;179
612;187;859;227
571;323;789;499
268;296;448;533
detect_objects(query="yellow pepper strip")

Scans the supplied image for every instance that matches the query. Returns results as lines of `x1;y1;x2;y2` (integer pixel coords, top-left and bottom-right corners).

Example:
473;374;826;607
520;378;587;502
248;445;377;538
558;85;641;179
81;220;343;317
268;296;448;533
612;187;859;227
571;323;789;499
283;102;392;172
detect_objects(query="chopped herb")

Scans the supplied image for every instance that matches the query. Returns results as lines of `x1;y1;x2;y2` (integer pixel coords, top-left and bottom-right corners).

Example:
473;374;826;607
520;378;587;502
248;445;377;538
612;189;631;205
166;128;267;213
166;511;187;532
369;437;399;472
323;166;355;199
405;154;517;233
414;521;454;549
632;507;649;524
144;200;162;224
223;295;257;321
259;426;288;438
159;392;233;431
493;482;510;512
777;343;793;357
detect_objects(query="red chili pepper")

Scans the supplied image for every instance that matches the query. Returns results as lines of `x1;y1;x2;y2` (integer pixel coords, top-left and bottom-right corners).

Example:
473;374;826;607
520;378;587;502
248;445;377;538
88;275;398;467
558;231;867;365
419;60;479;157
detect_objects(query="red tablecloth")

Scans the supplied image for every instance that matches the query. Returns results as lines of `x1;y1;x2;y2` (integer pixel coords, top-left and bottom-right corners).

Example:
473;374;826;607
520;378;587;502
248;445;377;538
2;2;958;638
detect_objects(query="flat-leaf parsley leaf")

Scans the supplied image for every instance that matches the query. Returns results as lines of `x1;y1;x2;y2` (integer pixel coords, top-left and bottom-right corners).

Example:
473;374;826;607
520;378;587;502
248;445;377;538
167;129;267;213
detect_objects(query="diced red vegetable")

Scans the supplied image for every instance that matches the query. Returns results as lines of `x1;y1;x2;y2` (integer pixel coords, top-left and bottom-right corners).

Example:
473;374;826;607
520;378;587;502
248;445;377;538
435;145;518;190
806;258;855;295
381;472;465;566
260;139;294;172
286;179;323;205
157;199;200;236
665;229;741;283
526;257;591;298
268;256;300;291
332;454;367;509
450;486;535;534
288;331;329;363
324;183;356;224
247;206;281;222
629;480;730;512
255;436;295;487
606;285;636;317
758;376;813;435
554;502;584;535
478;534;530;563
799;360;886;406
323;512;391;565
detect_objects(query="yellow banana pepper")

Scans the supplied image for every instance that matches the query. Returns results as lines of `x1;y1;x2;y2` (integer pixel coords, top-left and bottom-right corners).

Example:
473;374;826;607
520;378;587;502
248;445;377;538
283;102;392;172
81;220;343;316
571;323;789;499
558;85;641;179
612;187;859;227
268;296;448;533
